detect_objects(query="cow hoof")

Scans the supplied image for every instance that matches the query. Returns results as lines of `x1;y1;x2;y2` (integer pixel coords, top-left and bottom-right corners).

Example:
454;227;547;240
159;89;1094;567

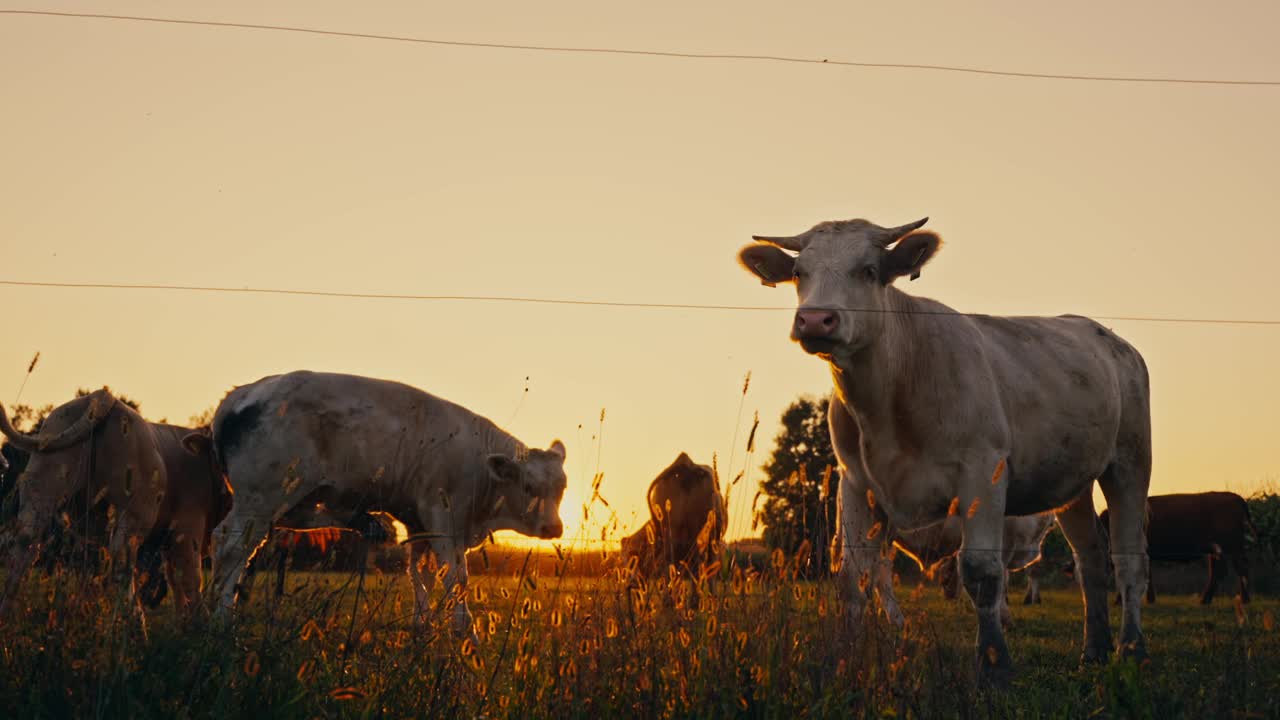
976;655;1013;690
1080;645;1111;665
1119;638;1147;662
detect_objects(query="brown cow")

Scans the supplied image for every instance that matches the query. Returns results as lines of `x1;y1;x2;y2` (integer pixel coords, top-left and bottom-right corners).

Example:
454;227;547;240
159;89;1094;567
237;509;397;600
1101;492;1256;605
620;453;727;580
134;425;233;612
0;390;230;616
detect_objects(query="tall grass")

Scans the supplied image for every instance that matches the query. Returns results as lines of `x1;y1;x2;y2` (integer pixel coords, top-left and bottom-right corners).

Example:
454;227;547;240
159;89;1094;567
1;543;1277;719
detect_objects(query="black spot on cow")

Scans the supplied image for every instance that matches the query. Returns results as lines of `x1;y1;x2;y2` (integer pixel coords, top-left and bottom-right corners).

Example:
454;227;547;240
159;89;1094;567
215;402;264;467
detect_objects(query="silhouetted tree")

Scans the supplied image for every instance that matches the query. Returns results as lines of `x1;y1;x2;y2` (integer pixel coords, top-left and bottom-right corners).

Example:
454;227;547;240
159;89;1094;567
755;395;838;576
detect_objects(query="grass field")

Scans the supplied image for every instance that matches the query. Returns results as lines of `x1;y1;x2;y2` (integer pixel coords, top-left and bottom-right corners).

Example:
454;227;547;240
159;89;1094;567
0;552;1277;719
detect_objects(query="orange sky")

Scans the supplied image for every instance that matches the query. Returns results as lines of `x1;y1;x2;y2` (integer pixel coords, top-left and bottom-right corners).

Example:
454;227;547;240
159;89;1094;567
3;1;1279;546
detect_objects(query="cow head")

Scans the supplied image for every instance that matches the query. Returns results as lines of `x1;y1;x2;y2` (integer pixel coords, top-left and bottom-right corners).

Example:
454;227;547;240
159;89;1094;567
182;428;234;535
738;217;940;358
486;440;567;540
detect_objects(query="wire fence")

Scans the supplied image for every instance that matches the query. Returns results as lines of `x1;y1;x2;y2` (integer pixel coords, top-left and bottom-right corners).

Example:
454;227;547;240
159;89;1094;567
3;9;1279;87
3;279;1279;327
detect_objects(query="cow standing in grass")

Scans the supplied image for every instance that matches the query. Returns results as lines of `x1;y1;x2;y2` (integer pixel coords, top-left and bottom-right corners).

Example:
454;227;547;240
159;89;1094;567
0;391;230;617
620;452;727;580
207;370;568;640
832;479;1057;621
1102;491;1256;605
738;216;1151;685
0;389;164;619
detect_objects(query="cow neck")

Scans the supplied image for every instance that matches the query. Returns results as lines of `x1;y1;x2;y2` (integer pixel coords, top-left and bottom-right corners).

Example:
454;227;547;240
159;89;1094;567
460;414;527;531
829;286;922;457
465;414;527;464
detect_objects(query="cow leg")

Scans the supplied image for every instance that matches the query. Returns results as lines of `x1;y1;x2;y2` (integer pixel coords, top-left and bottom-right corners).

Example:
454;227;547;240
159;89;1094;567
1023;565;1041;605
1055;493;1113;664
935;557;960;600
1201;549;1224;605
404;541;436;627
958;495;1011;687
427;538;479;645
106;512;148;634
1098;461;1149;660
165;531;203;616
273;545;289;598
829;401;902;626
833;470;902;626
1231;551;1251;604
998;568;1012;628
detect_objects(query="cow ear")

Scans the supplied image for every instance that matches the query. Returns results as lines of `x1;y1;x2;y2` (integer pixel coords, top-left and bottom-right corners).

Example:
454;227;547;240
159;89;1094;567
547;440;566;461
882;232;941;282
182;432;212;457
486;454;522;485
738;245;796;287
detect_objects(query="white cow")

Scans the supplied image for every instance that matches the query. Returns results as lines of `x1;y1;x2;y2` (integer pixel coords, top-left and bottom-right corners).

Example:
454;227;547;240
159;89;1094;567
832;490;1055;625
905;514;1055;623
207;371;568;639
739;217;1151;684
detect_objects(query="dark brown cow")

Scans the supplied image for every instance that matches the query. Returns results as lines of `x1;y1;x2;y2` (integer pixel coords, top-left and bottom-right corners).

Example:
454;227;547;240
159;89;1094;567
238;511;397;600
135;425;233;612
0;390;230;616
620;453;727;580
1101;492;1256;605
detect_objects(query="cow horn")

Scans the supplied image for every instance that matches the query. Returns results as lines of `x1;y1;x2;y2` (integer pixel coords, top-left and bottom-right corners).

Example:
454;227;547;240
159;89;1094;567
751;233;810;252
0;403;39;453
873;217;929;247
0;389;118;454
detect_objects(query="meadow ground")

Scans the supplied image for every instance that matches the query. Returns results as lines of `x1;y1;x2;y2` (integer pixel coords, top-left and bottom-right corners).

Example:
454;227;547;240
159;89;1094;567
0;552;1277;720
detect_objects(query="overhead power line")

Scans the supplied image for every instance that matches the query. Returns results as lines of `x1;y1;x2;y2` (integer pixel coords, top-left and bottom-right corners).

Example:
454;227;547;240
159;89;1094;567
3;9;1279;87
2;279;1278;326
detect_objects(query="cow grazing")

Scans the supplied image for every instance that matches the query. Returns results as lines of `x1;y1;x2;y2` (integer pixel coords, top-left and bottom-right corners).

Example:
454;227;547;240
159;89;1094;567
738;216;1152;684
0;392;231;616
207;370;568;640
134;425;233;612
619;453;727;580
0;389;166;617
1102;492;1255;605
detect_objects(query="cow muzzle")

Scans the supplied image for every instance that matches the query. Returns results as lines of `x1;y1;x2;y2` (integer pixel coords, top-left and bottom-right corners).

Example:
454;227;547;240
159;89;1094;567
795;309;839;338
538;521;564;539
793;309;842;354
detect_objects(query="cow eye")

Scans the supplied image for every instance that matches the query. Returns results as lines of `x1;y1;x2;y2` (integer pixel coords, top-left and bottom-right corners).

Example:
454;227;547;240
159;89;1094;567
793;268;806;280
862;265;878;281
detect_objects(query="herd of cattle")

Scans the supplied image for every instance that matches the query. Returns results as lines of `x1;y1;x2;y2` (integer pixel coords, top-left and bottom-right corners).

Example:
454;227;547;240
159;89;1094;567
0;216;1264;686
